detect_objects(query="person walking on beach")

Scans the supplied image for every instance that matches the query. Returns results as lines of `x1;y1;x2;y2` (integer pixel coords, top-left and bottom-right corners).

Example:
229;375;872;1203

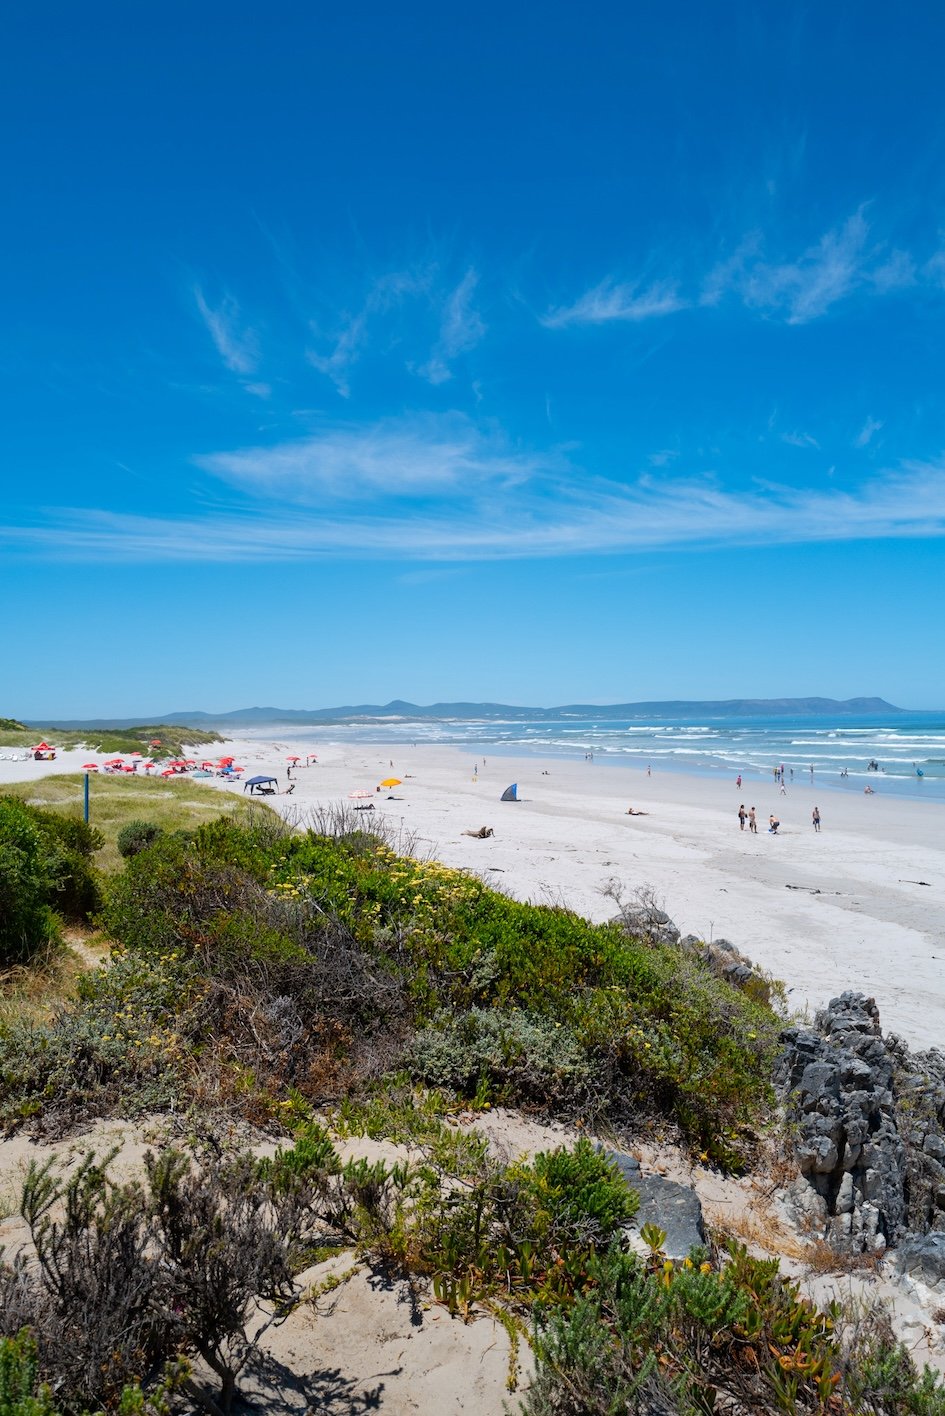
736;773;742;789
779;779;787;796
748;806;757;833
812;806;821;832
768;814;780;834
738;804;747;830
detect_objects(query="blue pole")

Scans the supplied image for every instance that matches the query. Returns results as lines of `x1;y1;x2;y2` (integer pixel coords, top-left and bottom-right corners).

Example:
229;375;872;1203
84;771;90;824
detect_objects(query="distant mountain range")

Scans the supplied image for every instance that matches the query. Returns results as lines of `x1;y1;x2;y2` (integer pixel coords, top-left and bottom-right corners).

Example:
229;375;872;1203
32;696;904;730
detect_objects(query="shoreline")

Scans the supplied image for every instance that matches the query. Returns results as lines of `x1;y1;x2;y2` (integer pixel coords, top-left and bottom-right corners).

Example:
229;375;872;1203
4;737;944;1052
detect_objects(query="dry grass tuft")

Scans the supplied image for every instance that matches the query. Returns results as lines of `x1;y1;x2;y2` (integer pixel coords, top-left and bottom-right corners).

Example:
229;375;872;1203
0;927;108;1027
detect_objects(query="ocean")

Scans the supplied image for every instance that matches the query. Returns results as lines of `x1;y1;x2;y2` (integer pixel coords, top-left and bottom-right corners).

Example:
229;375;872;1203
252;712;945;803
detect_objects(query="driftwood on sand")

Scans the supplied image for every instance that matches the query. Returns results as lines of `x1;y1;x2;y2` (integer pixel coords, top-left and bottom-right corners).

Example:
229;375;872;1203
462;826;495;838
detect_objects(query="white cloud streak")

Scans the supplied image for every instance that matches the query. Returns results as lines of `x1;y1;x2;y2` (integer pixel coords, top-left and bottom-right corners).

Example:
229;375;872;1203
306;269;432;396
194;288;259;375
739;210;871;323
854;416;883;448
782;431;820;450
419;268;486;384
6;416;945;563
195;414;540;502
543;279;686;329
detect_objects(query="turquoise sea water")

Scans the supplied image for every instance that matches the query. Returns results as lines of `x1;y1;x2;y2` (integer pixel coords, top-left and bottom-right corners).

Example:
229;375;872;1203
265;712;945;803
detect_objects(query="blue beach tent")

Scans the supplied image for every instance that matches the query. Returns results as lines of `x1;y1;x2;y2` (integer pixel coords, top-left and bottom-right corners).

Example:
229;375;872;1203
500;783;518;802
244;774;279;794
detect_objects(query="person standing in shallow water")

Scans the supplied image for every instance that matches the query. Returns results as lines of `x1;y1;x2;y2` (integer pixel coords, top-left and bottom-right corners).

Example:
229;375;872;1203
738;804;747;830
812;806;821;832
748;807;757;833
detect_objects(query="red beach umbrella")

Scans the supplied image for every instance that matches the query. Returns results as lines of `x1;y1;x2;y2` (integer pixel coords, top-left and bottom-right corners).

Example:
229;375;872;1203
286;755;300;762
82;762;99;771
105;757;124;766
160;769;175;778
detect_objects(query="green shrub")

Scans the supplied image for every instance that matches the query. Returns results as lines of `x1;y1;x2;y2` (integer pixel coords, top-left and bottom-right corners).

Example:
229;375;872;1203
0;1329;58;1415
116;821;162;859
510;1138;639;1248
0;801;63;965
408;1008;599;1116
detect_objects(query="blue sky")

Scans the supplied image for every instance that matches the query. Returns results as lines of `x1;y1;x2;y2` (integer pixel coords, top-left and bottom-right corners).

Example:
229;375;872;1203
3;2;944;717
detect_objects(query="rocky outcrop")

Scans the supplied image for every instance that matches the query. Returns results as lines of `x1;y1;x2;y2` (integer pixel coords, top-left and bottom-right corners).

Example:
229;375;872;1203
613;903;681;947
678;933;773;1002
776;992;945;1256
613;904;771;1001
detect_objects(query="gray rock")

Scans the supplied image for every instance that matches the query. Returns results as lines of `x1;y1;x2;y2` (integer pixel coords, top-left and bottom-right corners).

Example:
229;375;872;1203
616;1165;706;1261
897;1233;945;1291
613;905;680;947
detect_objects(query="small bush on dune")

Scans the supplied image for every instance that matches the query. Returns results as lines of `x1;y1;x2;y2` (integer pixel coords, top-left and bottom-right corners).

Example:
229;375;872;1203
0;801;64;966
0;799;102;966
408;1008;600;1117
116;820;163;858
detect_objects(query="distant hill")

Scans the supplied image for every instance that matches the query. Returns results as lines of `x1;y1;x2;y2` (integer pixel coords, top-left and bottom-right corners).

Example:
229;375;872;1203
32;696;904;730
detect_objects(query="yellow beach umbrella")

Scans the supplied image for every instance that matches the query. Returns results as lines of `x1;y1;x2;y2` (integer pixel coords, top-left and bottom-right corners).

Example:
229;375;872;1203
379;777;402;788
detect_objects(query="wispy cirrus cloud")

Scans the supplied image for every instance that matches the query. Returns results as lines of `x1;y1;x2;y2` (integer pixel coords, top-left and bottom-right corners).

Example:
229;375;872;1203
702;210;927;324
307;268;430;397
418;268;486;384
194;288;259;375
195;412;540;502
308;263;487;396
5;415;945;562
782;430;820;450
542;278;686;329
854;416;883;448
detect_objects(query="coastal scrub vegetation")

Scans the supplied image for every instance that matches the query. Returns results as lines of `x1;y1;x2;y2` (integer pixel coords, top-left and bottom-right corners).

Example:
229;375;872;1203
2;800;944;1412
0;808;778;1158
3;1125;944;1414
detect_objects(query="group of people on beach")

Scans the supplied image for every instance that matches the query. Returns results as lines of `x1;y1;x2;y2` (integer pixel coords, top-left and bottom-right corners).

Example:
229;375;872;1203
738;803;821;834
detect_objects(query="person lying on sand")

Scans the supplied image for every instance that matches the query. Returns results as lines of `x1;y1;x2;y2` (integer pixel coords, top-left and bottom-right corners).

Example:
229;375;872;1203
625;807;649;816
462;826;495;838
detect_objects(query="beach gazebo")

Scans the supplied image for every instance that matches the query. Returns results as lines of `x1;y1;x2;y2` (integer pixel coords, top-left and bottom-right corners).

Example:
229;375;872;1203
243;774;279;795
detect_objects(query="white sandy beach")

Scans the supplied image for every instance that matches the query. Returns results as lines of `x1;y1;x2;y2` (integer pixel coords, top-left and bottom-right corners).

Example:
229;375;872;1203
4;737;944;1051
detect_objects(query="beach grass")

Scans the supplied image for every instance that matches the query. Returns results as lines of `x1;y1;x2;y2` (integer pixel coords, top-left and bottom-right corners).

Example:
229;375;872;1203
0;773;267;873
